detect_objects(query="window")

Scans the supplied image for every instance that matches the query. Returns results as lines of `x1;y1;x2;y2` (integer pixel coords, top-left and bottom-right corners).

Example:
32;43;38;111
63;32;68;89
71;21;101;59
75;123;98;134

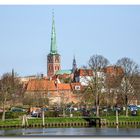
75;86;80;90
55;55;60;63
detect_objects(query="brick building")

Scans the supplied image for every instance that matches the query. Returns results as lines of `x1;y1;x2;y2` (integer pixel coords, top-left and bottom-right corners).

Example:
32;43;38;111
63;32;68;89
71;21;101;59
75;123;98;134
25;79;82;106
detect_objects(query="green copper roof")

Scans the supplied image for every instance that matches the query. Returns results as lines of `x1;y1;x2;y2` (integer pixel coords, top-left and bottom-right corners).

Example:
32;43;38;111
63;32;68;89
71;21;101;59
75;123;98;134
55;70;72;75
50;11;57;54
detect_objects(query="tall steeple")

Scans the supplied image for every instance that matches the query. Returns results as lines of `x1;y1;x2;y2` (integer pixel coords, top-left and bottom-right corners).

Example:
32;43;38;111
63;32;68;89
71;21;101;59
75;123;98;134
50;11;57;54
47;11;61;77
72;55;77;73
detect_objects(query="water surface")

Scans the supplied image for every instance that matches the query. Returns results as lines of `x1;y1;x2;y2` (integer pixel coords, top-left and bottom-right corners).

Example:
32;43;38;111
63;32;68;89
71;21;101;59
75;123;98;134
0;127;140;136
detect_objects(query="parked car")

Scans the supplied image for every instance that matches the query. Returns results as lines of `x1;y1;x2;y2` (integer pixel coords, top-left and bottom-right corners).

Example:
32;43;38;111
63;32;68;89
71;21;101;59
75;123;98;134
31;110;42;117
41;108;49;112
10;107;26;112
128;105;137;111
131;110;137;116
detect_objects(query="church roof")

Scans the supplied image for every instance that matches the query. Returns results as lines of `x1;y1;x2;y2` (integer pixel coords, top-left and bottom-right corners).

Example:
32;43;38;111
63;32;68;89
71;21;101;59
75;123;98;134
50;11;57;55
55;70;72;75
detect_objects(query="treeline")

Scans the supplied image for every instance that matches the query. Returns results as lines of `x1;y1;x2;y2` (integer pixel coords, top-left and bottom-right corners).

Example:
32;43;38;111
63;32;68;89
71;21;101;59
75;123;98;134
0;55;140;121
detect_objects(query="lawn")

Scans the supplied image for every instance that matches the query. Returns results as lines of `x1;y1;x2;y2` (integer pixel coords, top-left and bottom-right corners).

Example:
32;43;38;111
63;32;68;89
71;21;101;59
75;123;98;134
0;117;87;126
0;116;140;126
102;115;140;122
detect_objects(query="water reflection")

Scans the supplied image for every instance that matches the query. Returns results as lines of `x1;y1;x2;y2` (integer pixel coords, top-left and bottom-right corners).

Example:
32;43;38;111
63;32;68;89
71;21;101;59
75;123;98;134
0;127;140;136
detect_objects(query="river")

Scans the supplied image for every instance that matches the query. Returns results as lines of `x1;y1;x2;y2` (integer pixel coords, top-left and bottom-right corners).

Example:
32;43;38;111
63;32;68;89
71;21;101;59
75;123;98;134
0;127;140;136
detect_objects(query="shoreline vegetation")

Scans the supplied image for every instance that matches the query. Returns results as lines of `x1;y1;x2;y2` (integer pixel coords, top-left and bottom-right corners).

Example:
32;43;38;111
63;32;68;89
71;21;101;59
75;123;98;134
0;116;140;128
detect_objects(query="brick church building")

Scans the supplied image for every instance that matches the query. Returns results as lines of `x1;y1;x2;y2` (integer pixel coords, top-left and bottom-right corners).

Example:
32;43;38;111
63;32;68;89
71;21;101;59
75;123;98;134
24;13;82;106
24;12;136;108
47;13;61;78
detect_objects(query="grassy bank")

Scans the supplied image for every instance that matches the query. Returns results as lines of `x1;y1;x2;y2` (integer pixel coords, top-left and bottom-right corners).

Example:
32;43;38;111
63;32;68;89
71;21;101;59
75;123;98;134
102;116;140;122
0;117;87;126
0;116;140;127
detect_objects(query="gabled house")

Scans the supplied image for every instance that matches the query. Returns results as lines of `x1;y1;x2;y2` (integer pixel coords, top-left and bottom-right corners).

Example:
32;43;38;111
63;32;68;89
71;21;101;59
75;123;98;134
74;69;94;86
103;66;124;89
25;79;80;106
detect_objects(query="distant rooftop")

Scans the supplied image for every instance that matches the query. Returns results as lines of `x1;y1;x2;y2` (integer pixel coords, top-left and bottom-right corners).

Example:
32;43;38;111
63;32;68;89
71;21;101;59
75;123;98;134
55;69;72;75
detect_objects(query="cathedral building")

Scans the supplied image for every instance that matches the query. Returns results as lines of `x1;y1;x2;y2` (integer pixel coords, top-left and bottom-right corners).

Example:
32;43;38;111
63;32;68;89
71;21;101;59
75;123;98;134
23;12;134;108
47;13;77;81
47;13;61;78
22;13;82;106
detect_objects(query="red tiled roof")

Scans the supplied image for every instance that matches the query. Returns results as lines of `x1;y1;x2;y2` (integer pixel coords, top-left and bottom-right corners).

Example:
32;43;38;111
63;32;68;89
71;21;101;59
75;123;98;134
26;79;71;91
79;69;93;76
104;66;124;88
75;69;93;76
103;66;124;76
27;79;56;91
57;83;71;90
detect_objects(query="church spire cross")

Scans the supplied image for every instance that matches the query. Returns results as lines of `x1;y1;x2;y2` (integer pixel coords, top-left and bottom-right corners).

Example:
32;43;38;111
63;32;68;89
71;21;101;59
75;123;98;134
50;10;57;54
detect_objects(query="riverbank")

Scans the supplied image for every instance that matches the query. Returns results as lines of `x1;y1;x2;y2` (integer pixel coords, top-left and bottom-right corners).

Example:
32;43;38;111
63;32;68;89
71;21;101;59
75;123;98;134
100;116;140;127
0;116;140;128
0;117;89;128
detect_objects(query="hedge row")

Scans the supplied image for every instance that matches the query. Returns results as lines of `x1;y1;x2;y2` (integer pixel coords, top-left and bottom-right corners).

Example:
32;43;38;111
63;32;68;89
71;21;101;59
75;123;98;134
0;112;26;119
44;111;83;117
0;110;140;119
100;110;140;116
0;111;83;119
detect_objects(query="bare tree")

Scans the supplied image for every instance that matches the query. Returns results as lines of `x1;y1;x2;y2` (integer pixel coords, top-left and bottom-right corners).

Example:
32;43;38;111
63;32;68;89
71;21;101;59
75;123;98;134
59;91;69;117
132;76;140;105
88;54;109;117
116;57;139;117
23;79;49;113
104;66;124;108
81;87;94;110
0;72;24;121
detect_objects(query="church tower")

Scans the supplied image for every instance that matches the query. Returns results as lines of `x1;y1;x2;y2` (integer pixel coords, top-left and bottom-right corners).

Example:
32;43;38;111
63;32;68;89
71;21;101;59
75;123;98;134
47;12;61;77
72;55;77;73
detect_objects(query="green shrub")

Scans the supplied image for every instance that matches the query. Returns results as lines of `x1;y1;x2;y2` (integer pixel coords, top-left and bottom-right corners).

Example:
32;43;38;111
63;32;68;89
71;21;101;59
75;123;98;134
72;111;83;117
0;111;27;119
44;111;59;117
5;111;26;119
119;110;126;116
100;109;115;116
136;110;140;116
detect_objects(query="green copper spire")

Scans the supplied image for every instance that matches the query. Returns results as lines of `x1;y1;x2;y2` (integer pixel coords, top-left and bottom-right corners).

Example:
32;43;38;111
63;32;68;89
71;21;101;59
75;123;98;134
50;11;57;54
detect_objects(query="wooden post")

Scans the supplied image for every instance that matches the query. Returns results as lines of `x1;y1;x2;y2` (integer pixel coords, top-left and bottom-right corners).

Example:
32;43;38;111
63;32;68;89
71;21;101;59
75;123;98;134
25;115;29;127
22;115;25;127
42;110;45;127
116;109;119;127
22;115;28;127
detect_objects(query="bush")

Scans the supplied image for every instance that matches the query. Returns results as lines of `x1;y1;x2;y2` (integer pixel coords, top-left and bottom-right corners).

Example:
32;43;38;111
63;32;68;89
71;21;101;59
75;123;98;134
44;111;59;117
0;111;27;119
100;109;115;116
72;111;83;117
119;110;126;116
0;112;26;119
137;110;140;116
